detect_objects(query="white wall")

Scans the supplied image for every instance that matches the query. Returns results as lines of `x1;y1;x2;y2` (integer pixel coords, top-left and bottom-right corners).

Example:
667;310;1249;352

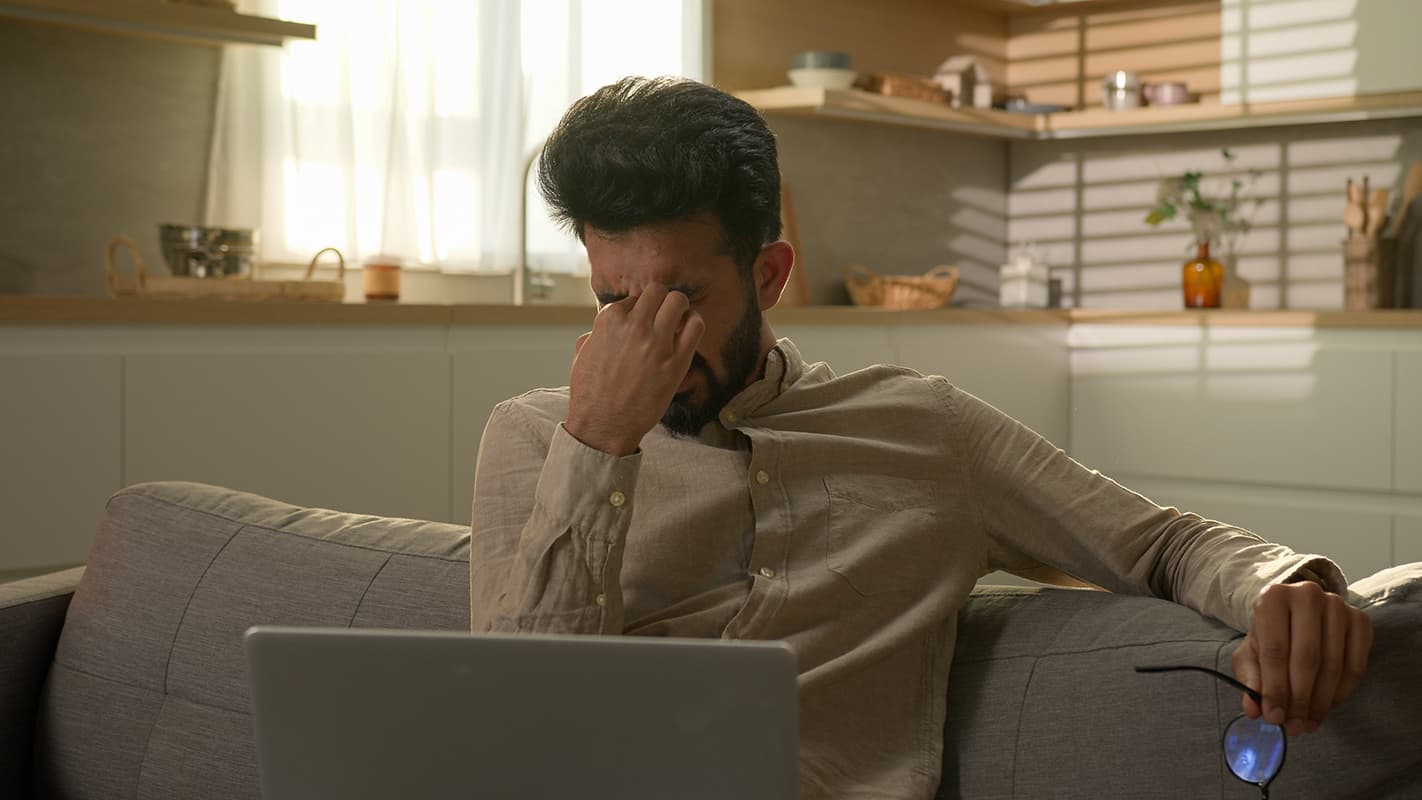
1222;0;1422;104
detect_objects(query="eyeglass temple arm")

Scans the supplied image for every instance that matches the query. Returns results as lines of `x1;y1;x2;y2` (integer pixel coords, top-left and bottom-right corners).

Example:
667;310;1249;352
1134;665;1262;705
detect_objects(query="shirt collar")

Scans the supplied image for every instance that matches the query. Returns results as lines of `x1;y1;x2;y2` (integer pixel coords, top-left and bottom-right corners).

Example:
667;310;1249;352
717;338;804;428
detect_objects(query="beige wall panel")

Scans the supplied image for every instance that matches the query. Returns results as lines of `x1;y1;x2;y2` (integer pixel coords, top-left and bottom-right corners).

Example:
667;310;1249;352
0;355;121;572
1071;339;1392;491
1117;476;1396;582
1396;514;1422;567
769;115;1009;308
892;324;1071;447
1395;352;1422;493
450;324;584;528
713;0;1007;92
0;21;220;297
125;352;452;523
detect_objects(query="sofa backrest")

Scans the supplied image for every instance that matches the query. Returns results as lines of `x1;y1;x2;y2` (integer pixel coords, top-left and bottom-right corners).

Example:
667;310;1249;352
32;482;1422;799
34;482;470;799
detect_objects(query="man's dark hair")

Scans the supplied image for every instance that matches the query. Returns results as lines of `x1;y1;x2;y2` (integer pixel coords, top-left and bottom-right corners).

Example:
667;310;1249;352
537;76;782;273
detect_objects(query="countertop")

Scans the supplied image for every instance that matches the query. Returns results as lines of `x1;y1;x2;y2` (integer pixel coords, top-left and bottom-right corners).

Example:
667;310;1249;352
4;295;1422;329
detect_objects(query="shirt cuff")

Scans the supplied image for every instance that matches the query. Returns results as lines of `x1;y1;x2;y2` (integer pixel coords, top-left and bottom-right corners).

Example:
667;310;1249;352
1283;557;1349;595
532;423;641;556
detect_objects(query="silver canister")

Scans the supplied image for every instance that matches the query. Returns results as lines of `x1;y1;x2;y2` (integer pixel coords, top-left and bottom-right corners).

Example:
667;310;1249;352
1102;70;1142;111
158;224;258;278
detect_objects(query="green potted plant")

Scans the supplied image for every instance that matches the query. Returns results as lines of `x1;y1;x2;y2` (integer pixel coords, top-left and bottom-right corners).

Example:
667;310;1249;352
1146;149;1260;309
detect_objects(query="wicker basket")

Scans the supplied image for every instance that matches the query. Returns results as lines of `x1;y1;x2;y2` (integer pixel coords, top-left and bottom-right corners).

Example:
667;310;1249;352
105;235;346;302
844;264;959;310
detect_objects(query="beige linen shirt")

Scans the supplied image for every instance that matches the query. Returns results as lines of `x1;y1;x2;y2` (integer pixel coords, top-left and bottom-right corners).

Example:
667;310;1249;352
469;338;1344;800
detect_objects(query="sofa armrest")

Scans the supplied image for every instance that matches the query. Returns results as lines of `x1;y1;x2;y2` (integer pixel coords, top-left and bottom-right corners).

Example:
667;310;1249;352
0;566;85;798
942;565;1422;799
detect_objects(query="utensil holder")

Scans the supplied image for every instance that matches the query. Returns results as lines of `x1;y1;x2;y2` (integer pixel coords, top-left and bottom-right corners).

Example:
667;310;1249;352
1342;237;1396;310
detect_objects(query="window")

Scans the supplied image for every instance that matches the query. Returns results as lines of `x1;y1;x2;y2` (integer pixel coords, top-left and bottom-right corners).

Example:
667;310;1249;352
206;0;708;275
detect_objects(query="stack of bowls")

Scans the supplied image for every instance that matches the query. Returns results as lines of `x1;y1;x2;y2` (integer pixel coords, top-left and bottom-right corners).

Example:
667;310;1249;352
788;51;857;90
158;224;258;278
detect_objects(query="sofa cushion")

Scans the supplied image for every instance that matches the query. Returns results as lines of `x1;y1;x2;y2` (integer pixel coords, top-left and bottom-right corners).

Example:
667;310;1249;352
941;566;1422;799
33;482;470;799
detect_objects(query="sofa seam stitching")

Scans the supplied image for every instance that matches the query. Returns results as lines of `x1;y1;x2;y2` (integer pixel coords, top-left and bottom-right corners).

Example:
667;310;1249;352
133;523;241;797
117;487;468;563
349;555;393;627
160;523;244;694
953;636;1241;665
1009;655;1039;800
46;659;253;716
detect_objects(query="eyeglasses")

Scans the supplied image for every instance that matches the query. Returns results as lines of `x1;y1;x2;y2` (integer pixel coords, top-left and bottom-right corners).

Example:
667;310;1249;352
1135;665;1286;799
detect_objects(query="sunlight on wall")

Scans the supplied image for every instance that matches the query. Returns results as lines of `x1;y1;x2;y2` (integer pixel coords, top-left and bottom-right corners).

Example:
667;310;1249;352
1222;0;1421;104
1009;126;1410;310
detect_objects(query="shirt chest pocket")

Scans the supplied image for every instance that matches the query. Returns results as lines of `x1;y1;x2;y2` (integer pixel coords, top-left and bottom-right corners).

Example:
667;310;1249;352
823;475;940;596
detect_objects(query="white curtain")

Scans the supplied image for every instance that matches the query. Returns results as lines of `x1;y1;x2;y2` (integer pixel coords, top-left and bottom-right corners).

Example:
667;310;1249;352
206;0;706;273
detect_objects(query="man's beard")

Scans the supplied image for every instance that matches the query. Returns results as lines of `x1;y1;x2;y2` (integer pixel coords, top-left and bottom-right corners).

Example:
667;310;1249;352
660;293;763;438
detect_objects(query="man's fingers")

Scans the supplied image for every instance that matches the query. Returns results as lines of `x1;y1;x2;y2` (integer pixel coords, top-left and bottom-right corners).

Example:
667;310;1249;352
1334;609;1372;706
676;311;706;364
1254;589;1292;726
1307;594;1349;731
1233;639;1263;718
651;289;691;347
629;283;669;325
1285;583;1324;735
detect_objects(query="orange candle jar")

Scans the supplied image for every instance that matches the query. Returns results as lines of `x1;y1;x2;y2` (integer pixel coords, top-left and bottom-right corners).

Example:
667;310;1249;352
363;256;402;302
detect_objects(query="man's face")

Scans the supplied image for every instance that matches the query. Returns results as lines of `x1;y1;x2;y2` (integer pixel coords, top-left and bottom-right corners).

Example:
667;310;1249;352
585;213;766;437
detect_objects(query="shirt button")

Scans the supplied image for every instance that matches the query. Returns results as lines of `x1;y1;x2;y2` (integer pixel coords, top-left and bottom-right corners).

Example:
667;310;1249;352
758;566;776;579
608;490;626;508
723;411;737;425
594;593;607;607
755;469;770;485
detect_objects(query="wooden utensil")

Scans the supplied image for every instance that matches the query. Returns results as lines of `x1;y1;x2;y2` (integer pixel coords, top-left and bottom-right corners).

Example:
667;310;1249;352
1368;187;1390;239
1392;160;1422;238
1343;178;1366;239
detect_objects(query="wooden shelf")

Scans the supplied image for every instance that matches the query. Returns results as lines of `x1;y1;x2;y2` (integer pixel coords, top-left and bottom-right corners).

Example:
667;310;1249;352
0;0;315;47
739;86;1422;141
736;86;1041;140
959;0;1143;13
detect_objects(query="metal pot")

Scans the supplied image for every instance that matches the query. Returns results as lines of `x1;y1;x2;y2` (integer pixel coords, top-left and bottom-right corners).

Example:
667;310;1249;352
158;224;258;278
1102;70;1142;111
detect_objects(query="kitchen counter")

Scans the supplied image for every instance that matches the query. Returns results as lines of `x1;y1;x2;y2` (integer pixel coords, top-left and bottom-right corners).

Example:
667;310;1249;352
5;295;1422;328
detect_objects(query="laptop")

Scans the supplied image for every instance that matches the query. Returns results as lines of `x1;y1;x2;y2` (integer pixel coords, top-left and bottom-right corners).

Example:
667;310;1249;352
244;626;799;800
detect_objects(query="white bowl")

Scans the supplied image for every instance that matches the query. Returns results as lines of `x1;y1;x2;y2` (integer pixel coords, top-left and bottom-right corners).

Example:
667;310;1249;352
787;68;857;90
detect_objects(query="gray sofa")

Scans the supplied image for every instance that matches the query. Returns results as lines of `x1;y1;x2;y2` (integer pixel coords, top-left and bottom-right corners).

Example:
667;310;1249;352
2;482;1419;799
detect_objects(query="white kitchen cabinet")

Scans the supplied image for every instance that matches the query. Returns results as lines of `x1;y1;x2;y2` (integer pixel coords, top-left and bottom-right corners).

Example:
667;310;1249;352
3;310;1420;584
1070;327;1394;492
0;354;122;575
450;324;584;528
1396;514;1422;567
122;325;452;525
893;323;1070;448
1118;476;1397;583
1394;352;1422;494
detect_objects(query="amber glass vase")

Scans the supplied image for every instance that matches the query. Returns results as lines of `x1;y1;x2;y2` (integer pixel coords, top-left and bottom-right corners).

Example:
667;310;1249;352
1182;240;1224;308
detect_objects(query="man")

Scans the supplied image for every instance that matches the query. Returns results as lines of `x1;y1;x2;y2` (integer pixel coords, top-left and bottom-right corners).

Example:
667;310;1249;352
469;77;1371;799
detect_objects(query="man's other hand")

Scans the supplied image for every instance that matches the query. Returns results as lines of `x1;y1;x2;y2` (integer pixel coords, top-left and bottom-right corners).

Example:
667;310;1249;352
1232;579;1372;736
565;284;705;456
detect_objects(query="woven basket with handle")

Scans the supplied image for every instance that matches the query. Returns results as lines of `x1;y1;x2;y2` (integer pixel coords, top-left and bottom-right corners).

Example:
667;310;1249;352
844;264;959;309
